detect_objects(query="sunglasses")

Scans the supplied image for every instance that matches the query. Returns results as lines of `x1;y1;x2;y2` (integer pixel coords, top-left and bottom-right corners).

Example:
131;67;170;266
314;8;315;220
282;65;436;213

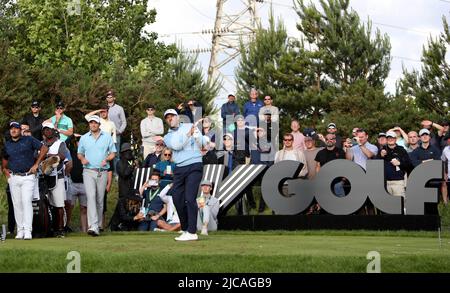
56;107;64;110
283;138;293;141
164;153;172;157
31;105;40;108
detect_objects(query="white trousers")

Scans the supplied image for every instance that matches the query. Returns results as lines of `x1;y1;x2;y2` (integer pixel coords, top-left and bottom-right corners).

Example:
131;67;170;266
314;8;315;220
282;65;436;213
8;175;36;232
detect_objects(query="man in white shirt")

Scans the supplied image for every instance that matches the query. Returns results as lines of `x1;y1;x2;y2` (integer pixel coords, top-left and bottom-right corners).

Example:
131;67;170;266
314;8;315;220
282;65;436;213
275;133;308;177
140;104;164;159
258;95;279;123
85;106;117;143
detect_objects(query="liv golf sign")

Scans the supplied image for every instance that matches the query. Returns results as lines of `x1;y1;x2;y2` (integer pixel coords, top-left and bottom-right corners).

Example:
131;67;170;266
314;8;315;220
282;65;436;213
201;160;442;216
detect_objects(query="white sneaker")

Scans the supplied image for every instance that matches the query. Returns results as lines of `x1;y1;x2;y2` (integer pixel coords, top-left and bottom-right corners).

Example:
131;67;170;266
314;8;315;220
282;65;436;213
15;230;24;240
175;232;198;241
24;231;32;240
201;227;208;236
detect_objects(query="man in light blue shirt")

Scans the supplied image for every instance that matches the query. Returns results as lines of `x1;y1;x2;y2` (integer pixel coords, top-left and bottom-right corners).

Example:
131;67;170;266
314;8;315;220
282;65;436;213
163;109;208;241
346;128;378;170
77;115;116;236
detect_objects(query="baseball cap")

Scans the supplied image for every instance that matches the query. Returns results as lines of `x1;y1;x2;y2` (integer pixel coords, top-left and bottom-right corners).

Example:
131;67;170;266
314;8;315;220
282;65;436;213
120;143;132;153
9;121;21;129
303;128;317;139
87;115;101;124
200;180;212;186
419;128;431;136
164;109;178;118
385;131;396;138
106;90;115;97
31;100;40;107
223;133;234;140
56;100;65;108
42;122;55;129
378;132;387;138
327;123;336;129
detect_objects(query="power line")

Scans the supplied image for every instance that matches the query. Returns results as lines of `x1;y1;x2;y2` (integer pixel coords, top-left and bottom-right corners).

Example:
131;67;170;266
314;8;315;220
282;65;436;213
185;0;216;21
392;55;421;63
372;21;430;35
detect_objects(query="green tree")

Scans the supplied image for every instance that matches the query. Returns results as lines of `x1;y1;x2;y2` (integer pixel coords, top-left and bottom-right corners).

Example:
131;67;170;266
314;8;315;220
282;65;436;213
236;1;392;134
157;52;221;118
6;0;176;74
399;16;450;119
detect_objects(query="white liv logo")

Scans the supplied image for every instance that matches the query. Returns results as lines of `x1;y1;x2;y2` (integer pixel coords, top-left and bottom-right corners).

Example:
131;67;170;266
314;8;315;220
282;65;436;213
366;251;381;273
66;251;81;273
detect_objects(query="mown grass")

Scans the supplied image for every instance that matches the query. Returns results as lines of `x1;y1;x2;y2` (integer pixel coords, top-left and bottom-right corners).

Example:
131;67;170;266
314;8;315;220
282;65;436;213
1;174;450;273
1;230;449;272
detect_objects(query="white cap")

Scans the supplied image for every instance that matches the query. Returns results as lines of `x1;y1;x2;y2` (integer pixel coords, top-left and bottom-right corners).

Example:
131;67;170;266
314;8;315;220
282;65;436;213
419;128;430;136
223;133;234;140
42;122;55;129
386;131;397;138
87;115;101;124
164;109;178;118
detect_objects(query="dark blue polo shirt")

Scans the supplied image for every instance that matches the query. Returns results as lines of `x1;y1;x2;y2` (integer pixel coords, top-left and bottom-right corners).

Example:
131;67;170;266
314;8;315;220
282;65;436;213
2;136;42;173
409;144;441;167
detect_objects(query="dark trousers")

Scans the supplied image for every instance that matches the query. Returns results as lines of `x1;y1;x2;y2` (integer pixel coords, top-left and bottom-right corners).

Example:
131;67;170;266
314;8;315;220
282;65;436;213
171;162;203;234
6;184;15;234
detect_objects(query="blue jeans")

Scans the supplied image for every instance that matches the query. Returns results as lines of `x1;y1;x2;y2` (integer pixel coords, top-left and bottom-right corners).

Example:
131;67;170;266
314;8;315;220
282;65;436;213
138;220;158;231
333;181;345;197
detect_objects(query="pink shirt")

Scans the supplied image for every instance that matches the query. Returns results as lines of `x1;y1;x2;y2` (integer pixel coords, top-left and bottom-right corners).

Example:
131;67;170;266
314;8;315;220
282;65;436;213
291;131;306;151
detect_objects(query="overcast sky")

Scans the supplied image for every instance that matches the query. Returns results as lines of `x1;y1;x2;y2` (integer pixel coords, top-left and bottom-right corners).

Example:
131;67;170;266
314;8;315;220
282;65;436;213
148;0;449;105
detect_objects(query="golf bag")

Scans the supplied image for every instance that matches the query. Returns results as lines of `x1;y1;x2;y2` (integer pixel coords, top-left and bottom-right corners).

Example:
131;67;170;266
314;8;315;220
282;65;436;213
32;175;54;238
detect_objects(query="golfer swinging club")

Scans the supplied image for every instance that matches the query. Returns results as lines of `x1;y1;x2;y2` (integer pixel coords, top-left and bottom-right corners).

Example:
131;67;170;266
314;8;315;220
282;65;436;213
162;109;208;241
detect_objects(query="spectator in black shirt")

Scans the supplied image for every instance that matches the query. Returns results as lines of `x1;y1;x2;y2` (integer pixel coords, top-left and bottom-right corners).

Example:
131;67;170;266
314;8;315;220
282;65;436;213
409;128;441;167
315;134;346;169
142;140;164;168
377;131;412;198
315;133;346;198
117;143;137;199
20;100;44;141
65;134;88;232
